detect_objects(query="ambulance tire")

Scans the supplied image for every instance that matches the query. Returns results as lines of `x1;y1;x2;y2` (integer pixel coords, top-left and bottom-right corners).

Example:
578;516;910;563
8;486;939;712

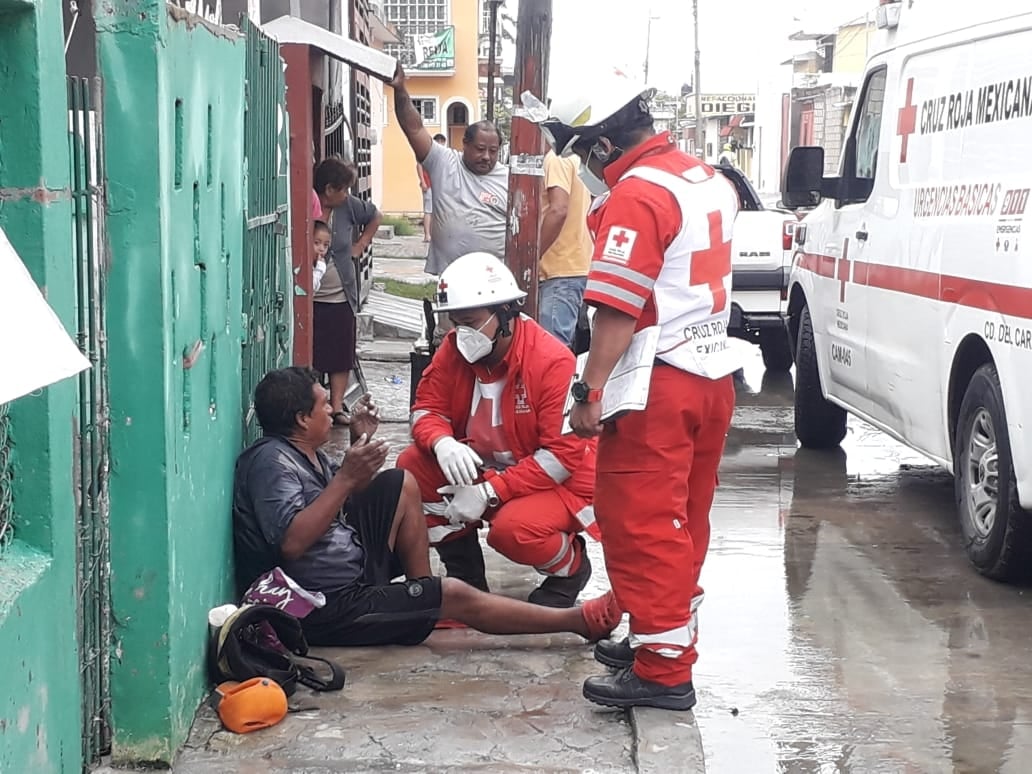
760;329;794;372
954;364;1032;581
793;305;847;449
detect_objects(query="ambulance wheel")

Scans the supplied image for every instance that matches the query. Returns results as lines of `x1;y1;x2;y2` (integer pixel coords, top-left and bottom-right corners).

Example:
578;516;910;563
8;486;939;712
793;305;847;449
954;364;1032;581
760;329;794;372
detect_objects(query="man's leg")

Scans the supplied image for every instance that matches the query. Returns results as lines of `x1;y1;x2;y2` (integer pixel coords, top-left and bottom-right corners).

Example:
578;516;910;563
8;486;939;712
537;277;586;348
395;444;489;591
329;371;351;416
583;367;730;710
486;489;592;607
388;469;433;579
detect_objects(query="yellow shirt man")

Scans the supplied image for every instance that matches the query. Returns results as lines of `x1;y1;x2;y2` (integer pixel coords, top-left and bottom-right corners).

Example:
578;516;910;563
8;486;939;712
538;151;593;346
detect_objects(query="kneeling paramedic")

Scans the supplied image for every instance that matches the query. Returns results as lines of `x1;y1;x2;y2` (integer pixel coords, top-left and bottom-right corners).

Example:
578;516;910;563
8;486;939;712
396;252;599;608
539;69;738;709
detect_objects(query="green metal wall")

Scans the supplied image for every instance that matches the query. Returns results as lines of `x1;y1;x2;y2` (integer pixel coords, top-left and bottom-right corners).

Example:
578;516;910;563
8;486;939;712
96;2;246;763
0;2;85;773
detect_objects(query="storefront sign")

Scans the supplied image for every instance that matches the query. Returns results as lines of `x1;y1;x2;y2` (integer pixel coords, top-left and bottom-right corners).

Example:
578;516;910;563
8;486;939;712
687;94;756;117
411;27;455;72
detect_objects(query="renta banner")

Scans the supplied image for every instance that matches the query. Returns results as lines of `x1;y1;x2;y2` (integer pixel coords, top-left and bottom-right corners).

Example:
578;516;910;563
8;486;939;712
411;26;455;72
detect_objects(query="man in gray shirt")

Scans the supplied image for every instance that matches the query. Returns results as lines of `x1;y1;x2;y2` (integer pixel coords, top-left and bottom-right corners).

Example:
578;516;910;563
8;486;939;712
388;65;508;276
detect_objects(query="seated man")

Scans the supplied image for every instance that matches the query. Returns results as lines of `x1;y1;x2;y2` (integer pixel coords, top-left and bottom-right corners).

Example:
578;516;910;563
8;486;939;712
232;366;619;647
397;252;598;608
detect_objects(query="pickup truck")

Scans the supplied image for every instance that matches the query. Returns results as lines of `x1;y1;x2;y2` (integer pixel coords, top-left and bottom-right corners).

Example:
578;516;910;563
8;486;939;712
717;164;798;372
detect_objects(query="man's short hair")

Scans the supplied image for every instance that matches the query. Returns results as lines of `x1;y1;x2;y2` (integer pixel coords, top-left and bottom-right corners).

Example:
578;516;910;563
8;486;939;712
433;133;447;143
463;120;504;146
254;367;321;437
313;158;356;195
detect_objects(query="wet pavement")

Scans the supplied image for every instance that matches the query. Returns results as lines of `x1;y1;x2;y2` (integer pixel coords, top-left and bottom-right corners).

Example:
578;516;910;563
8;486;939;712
101;340;1032;773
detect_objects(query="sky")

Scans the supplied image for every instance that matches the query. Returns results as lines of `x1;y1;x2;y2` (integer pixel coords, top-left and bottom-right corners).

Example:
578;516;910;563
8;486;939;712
539;0;876;96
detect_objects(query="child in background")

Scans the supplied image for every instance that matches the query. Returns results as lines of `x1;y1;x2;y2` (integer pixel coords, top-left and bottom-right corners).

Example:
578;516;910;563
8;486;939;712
312;220;331;291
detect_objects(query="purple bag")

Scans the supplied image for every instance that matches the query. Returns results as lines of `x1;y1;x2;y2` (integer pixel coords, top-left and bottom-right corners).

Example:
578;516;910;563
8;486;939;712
242;568;326;652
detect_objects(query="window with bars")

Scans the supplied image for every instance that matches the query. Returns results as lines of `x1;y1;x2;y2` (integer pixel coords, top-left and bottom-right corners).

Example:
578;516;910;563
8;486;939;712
382;0;450;66
411;97;439;124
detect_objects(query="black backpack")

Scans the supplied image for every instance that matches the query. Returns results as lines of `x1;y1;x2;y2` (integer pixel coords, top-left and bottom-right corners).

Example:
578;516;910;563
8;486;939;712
208;604;345;697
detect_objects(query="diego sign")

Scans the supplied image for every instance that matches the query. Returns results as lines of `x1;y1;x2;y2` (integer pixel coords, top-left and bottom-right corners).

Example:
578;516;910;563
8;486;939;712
687;94;756;117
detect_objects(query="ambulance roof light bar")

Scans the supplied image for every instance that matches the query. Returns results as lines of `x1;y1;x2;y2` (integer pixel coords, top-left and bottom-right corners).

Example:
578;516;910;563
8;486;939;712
877;0;902;29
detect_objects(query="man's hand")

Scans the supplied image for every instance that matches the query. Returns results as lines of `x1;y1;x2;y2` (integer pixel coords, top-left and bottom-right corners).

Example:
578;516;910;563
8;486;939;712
387;62;406;91
437;483;496;525
337;434;390;492
349;394;380;444
570;401;604;438
433;437;484;486
352;240;370;258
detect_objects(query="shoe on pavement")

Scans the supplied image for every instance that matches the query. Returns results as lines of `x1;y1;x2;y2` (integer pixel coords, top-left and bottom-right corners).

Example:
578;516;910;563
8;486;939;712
435;531;489;592
528;535;592;608
594;636;635;669
583;666;697;711
580;590;622;642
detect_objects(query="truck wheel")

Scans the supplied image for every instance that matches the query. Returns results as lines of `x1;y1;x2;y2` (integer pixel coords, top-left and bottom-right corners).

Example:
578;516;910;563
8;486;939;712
760;329;794;372
794;305;847;449
954;364;1032;580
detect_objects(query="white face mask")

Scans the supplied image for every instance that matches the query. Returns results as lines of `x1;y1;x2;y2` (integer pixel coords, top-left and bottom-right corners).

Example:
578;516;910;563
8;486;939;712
455;314;497;363
578;163;609;196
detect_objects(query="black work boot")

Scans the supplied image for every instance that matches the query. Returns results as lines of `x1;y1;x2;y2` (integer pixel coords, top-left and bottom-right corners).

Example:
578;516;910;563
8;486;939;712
528;535;592;608
594;636;635;669
435;531;489;592
583;666;697;711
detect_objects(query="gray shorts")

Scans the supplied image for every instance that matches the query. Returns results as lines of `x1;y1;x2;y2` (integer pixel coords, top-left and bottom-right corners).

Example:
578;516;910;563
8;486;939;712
422;189;433;215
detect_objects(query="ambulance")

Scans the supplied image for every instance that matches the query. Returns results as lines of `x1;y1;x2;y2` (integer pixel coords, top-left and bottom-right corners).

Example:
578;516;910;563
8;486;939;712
782;0;1032;580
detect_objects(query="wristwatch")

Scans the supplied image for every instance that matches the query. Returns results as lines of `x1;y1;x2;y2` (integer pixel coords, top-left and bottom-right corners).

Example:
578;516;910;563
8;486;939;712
571;380;604;404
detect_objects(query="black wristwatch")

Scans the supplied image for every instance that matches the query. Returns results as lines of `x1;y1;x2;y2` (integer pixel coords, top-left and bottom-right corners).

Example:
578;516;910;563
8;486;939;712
571;380;604;404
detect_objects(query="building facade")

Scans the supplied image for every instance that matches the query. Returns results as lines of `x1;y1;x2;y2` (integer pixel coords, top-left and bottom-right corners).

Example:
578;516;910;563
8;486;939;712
378;0;482;215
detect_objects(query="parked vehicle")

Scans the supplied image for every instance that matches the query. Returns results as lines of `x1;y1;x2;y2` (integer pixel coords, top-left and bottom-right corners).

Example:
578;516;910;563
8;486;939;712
782;0;1032;579
718;164;798;372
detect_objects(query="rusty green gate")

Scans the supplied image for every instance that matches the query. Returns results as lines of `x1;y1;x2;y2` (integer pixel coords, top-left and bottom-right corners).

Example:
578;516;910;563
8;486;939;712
241;17;291;443
68;74;112;768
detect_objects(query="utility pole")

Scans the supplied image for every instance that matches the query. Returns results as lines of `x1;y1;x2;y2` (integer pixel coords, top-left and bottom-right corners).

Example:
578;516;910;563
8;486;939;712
504;0;551;318
644;11;653;84
693;0;704;156
486;0;503;120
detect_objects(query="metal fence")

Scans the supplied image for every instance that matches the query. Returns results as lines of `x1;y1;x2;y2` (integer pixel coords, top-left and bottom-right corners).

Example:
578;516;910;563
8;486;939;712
0;402;12;554
241;17;291;444
69;74;112;767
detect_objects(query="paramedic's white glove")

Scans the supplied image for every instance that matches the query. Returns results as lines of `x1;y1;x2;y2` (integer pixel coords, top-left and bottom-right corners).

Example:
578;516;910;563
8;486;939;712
437;482;498;525
433;437;483;486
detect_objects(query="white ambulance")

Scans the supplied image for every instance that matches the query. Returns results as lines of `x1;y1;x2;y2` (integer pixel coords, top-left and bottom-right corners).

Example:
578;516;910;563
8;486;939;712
782;0;1032;580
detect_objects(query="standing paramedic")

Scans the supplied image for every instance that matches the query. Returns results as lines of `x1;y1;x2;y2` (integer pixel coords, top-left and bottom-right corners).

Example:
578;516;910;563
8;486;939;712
396;252;599;608
540;70;738;710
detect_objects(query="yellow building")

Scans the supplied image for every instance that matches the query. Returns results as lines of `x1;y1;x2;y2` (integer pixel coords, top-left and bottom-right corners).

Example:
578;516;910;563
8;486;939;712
378;0;483;216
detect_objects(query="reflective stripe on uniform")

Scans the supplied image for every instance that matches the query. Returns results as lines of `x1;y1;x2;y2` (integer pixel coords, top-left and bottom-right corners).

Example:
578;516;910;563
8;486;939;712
629;593;705;658
535;532;573;576
585;279;647;312
428;522;465;544
532;449;572;483
589;261;656;293
574;505;596;530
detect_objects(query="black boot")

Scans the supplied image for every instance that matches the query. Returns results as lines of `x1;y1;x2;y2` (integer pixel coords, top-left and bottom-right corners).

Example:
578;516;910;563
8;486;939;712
435;531;489;592
583;666;697;711
528;535;592;608
594;636;635;669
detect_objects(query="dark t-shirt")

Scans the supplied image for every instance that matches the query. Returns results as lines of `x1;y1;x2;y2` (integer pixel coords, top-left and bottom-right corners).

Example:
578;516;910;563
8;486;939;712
232;436;364;594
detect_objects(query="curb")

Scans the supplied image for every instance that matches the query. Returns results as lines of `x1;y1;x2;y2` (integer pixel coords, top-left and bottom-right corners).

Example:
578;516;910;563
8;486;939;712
631;707;707;774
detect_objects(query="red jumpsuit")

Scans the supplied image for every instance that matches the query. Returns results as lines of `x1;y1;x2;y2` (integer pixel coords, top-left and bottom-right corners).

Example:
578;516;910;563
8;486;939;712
584;132;739;687
397;317;599;577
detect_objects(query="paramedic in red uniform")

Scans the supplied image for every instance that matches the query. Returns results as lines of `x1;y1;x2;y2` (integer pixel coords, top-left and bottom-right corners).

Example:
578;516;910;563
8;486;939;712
539;72;738;709
396;252;599;608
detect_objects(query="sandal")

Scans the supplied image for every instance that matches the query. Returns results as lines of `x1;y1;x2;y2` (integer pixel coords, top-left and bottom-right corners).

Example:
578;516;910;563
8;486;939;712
332;410;351;427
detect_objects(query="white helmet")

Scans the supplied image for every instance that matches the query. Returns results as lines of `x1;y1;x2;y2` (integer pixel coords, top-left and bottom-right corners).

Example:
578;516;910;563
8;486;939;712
541;67;654;156
434;252;527;312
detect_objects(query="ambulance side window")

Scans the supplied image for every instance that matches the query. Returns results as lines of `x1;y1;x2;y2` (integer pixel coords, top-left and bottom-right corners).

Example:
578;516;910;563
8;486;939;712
841;67;887;203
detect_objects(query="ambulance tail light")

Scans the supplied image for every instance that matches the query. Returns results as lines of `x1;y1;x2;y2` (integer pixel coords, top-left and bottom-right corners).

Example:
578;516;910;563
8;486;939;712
876;0;901;29
783;221;796;251
795;224;808;247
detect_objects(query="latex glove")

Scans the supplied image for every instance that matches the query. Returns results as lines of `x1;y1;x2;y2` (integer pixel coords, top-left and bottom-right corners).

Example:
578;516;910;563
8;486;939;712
433;437;483;486
437;482;497;525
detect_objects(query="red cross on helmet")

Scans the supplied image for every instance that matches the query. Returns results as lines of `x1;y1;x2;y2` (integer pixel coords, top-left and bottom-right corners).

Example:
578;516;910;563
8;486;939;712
434;252;527;312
